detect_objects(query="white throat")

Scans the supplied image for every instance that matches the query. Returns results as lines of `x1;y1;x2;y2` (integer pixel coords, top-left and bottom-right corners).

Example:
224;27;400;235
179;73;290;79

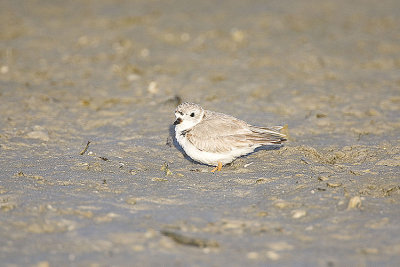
175;120;197;132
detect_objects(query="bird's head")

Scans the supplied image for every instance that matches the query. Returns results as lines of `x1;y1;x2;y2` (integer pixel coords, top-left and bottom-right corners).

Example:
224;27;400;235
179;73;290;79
174;102;204;131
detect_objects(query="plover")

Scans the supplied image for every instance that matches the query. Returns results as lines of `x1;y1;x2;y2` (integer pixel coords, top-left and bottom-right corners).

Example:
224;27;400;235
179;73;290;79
173;102;287;172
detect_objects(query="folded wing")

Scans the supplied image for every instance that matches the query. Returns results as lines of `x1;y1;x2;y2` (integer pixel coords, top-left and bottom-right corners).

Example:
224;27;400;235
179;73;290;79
186;111;286;153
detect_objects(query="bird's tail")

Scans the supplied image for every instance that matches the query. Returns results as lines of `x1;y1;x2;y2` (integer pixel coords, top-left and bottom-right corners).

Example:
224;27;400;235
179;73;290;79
249;125;288;144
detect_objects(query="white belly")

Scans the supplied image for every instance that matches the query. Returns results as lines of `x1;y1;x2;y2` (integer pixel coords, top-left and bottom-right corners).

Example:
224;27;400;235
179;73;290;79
175;130;256;166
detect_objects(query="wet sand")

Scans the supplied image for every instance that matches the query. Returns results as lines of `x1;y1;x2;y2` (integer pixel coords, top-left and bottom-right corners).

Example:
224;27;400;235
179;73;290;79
1;0;399;266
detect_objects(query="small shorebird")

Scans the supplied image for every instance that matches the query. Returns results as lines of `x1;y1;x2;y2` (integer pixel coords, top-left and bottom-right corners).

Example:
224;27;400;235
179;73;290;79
173;102;287;172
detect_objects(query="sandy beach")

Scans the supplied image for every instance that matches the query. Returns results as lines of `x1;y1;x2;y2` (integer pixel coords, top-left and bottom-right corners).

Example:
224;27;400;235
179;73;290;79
1;0;399;266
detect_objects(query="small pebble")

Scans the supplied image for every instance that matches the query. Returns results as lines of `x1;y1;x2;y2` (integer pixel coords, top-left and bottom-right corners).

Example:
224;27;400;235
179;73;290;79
0;65;9;74
26;126;49;141
148;81;158;94
292;209;307;219
247;251;259;259
231;28;245;43
266;250;280;260
347;196;362;209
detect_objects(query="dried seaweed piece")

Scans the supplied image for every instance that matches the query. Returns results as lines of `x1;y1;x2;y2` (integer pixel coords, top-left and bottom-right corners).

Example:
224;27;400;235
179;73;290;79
161;230;219;248
79;141;91;155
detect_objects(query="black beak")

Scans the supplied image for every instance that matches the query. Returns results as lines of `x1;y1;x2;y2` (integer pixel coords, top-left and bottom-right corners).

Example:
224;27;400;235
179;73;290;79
174;118;182;125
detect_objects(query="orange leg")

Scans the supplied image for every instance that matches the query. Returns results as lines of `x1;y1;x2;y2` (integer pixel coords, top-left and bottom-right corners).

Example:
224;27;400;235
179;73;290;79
211;162;223;172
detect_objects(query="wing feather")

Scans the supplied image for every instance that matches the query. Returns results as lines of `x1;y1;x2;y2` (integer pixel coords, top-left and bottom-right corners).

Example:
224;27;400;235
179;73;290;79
186;111;287;153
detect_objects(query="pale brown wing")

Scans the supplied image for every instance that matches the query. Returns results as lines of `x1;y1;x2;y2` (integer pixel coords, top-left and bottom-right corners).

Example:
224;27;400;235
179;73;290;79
186;111;286;153
248;126;287;143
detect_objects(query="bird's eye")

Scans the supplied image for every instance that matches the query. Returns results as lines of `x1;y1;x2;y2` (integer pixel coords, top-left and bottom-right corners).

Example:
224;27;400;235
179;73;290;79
190;112;195;117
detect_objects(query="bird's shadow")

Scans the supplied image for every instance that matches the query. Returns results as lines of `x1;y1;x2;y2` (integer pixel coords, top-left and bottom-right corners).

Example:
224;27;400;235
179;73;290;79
253;144;283;153
169;124;285;167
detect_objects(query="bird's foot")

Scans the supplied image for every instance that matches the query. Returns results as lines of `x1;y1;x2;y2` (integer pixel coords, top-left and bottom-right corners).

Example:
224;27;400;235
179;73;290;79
211;162;223;172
